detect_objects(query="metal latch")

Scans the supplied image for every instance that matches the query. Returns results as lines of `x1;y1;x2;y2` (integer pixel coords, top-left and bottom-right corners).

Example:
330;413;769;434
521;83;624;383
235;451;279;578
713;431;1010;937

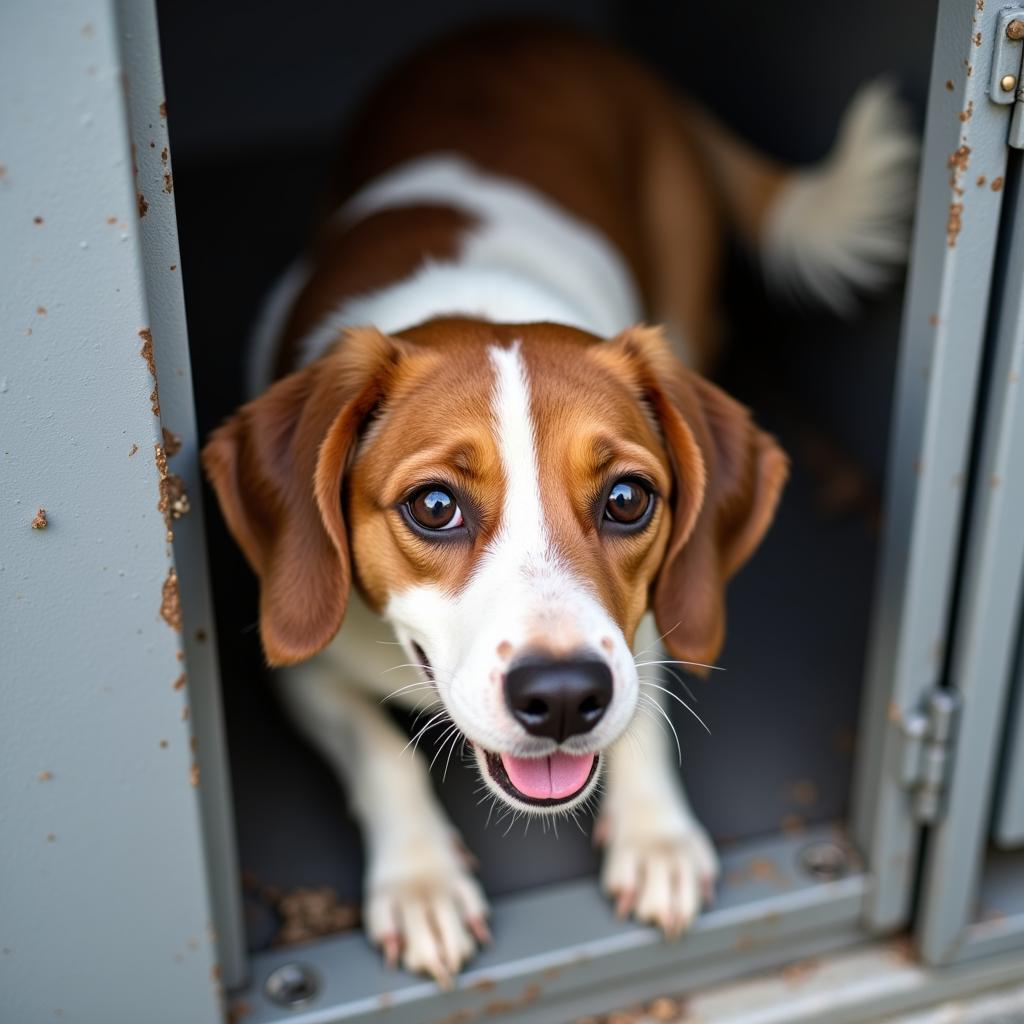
990;9;1024;149
897;689;959;824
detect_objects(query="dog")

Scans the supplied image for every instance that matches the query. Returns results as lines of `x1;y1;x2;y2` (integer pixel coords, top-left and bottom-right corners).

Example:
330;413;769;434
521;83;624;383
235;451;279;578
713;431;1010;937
202;23;915;984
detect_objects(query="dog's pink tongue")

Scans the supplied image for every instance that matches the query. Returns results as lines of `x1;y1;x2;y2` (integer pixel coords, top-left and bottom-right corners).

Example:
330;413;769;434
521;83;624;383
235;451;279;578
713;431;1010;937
501;752;595;799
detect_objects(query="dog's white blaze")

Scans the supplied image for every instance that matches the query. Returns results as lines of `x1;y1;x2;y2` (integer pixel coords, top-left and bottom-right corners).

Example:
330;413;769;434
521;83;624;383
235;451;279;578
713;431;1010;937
487;342;551;580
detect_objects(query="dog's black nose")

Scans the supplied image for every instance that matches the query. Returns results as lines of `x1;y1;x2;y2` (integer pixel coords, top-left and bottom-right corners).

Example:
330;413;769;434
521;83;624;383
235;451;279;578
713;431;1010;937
504;655;613;742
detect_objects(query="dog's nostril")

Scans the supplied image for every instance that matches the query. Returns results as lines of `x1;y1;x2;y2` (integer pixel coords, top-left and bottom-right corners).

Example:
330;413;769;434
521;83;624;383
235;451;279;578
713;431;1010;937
504;655;613;743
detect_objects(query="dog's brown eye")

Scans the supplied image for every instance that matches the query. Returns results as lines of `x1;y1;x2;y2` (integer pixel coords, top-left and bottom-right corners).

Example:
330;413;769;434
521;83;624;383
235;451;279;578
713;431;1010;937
407;486;464;532
604;479;651;525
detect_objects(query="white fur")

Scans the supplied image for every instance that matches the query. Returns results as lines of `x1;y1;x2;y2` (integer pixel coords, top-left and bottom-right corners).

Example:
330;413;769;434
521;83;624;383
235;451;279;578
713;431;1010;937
290;155;642;379
763;79;919;313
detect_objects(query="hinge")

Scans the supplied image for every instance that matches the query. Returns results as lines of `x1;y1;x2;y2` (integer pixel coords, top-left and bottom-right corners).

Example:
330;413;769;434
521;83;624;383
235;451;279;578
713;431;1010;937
897;689;959;825
990;9;1024;149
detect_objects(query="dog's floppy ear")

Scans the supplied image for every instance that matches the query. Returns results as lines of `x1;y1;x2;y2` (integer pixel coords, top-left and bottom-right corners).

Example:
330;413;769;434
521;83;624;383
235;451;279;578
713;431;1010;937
603;326;788;667
202;328;404;666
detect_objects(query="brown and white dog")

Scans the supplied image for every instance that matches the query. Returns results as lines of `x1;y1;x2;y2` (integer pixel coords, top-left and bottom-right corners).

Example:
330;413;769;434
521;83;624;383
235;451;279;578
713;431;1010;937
203;24;915;984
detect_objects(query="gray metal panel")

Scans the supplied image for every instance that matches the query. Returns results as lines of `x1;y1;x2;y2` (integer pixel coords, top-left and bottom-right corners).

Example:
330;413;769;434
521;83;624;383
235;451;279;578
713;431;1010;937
231;825;868;1024
0;0;239;1018
850;0;1017;933
916;153;1024;965
947;848;1024;966
995;616;1024;846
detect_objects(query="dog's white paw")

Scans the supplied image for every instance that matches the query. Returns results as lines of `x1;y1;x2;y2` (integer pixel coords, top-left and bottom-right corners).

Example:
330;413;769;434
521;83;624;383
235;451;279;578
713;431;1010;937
598;808;719;937
364;841;490;987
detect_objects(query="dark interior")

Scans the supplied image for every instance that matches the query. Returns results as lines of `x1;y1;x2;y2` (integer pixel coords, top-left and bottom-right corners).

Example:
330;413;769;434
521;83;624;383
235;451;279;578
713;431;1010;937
157;0;937;951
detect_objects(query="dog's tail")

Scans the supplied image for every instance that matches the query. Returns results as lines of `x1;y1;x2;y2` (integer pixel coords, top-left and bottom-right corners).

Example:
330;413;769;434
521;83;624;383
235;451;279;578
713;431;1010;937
687;80;918;314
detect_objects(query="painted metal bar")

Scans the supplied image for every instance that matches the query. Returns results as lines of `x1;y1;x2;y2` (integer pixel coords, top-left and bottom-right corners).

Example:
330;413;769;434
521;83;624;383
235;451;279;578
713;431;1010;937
850;0;1018;933
0;0;240;1017
916;152;1024;966
994;615;1024;846
112;0;248;990
231;825;868;1024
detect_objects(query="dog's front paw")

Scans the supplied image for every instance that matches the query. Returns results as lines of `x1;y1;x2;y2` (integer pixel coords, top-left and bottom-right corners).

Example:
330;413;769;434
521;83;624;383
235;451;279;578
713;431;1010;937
598;806;719;937
364;840;490;987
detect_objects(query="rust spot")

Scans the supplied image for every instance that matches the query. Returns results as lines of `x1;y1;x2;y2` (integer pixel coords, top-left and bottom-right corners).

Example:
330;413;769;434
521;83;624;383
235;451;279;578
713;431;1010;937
974;31;982;46
976;175;987;187
945;80;954;91
128;443;139;457
162;427;182;457
0;164;6;179
163;172;173;194
195;628;208;643
38;771;53;782
991;474;1002;488
959;100;974;122
947;202;964;248
888;700;903;724
190;763;200;787
137;191;148;218
160;146;168;164
31;507;48;530
948;144;971;176
977;0;984;10
270;884;360;945
161;567;182;631
46;833;57;843
169;263;177;271
992;176;1004;192
159;100;168;118
929;313;940;326
173;673;186;691
182;706;190;721
36;306;46;315
156;443;190;537
1009;20;1024;41
472;977;497;992
190;736;198;753
106;215;117;225
139;328;160;416
160;739;169;749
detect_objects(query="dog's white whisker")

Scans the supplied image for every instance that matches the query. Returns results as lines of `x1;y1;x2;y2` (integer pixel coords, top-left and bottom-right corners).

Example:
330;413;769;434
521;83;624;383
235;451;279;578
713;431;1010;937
640;681;712;735
428;724;461;772
638;693;682;766
631;620;683;661
634;658;724;673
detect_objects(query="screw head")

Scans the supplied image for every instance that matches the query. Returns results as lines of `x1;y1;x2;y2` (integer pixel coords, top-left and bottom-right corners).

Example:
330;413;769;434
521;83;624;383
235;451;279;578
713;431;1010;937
1001;74;1018;93
799;840;849;882
265;962;320;1008
1008;19;1024;41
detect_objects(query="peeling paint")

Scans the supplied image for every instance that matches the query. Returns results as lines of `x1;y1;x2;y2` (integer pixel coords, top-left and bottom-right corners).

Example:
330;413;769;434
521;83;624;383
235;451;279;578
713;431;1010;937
139;328;160;415
30;507;48;530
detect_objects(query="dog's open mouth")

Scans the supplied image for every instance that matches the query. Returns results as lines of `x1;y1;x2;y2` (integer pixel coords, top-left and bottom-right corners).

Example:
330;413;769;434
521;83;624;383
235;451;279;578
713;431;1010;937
482;749;599;806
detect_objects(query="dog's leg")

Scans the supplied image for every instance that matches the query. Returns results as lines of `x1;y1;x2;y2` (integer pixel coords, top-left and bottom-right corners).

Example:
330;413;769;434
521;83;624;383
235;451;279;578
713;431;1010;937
598;618;719;934
277;660;489;985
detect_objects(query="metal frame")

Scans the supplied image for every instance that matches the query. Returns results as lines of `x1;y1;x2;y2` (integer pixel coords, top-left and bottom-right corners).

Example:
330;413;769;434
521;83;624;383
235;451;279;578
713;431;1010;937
1;0;243;1018
235;826;867;1024
915;147;1024;964
995;617;1024;847
851;0;1019;935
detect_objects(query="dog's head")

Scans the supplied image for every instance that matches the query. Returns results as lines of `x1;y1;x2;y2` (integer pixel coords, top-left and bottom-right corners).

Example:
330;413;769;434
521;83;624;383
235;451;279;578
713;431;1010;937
203;319;786;813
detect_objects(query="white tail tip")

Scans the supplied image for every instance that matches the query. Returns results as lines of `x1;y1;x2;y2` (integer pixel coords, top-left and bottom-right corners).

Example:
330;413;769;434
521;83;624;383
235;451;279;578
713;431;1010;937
762;79;919;315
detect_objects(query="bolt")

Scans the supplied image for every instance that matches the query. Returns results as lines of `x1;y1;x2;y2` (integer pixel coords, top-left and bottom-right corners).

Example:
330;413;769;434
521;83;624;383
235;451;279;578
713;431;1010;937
1001;74;1018;92
1008;19;1024;41
265;962;320;1008
799;840;849;882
